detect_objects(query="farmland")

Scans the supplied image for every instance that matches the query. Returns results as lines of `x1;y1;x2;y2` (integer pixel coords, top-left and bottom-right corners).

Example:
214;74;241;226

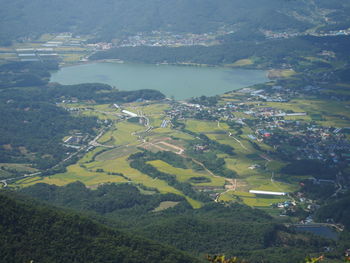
11;98;300;209
148;160;225;187
10;75;349;212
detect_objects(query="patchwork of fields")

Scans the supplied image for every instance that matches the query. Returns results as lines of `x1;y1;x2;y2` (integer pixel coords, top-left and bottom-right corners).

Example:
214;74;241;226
11;95;336;210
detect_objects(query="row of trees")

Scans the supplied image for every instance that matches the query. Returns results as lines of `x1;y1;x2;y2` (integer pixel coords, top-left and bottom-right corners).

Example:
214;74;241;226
128;151;212;203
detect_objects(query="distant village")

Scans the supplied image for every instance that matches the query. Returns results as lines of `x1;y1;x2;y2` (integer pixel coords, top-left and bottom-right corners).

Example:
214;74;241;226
166;86;350;171
9;26;350;63
262;27;350;39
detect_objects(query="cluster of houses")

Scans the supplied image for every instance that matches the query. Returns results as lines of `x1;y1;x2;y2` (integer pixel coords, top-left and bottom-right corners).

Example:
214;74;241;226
261;27;350;39
265;121;350;163
165;84;350;169
114;31;224;47
63;133;89;149
86;42;113;50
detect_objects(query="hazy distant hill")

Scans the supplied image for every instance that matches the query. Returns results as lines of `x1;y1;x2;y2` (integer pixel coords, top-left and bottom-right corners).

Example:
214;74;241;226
1;0;350;44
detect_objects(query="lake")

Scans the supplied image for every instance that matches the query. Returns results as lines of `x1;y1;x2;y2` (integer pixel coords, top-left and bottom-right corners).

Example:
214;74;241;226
294;225;339;240
51;62;268;100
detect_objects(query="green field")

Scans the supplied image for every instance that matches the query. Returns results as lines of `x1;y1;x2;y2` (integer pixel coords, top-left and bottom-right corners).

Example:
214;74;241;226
264;99;350;127
219;190;288;207
84;156;202;208
98;122;143;146
12;98;305;209
183;119;229;134
16;153;202;208
95;146;139;161
16;164;128;187
153;201;180;212
225;58;254;67
0;163;38;173
79;147;105;163
148;160;225;187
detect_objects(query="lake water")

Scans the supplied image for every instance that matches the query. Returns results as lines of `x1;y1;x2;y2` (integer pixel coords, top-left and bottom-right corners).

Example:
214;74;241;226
50;62;268;100
294;225;339;240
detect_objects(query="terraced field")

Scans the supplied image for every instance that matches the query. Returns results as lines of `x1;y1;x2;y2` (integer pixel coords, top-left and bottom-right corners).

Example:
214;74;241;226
148;160;225;187
219;190;288;207
16;164;128;187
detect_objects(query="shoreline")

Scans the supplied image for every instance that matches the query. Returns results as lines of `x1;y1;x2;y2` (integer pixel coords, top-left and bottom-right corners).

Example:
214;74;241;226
51;59;277;99
58;58;274;80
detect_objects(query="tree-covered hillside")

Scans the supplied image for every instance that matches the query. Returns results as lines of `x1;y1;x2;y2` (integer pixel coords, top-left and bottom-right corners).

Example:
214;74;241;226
0;191;200;263
20;182;336;263
90;35;350;69
1;0;350;44
0;61;164;172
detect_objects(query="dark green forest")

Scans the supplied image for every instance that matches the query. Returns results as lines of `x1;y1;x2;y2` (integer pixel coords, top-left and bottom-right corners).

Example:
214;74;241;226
0;191;199;263
19;182;346;263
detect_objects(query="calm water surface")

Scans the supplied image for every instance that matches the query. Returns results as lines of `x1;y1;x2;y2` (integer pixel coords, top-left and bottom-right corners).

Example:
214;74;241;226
51;62;268;100
295;225;339;240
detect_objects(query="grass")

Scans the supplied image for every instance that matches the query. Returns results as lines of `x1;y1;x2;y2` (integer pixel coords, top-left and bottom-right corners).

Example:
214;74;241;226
219;190;288;207
268;69;296;78
0;163;38;173
264;98;350;127
148;160;225;187
84;156;202;208
226;59;254;67
224;157;263;177
81;110;111;120
263;101;305;113
135;103;170;115
153;201;179;212
183;119;228;133
245;175;297;193
98;122;143;146
242;196;288;207
95;146;138;161
61;53;86;63
79;147;105;163
16;164;128;188
188;118;299;196
293;99;350;127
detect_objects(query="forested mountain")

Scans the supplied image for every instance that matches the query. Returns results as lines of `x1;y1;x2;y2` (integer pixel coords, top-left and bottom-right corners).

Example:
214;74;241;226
20;182;336;263
315;192;350;229
1;0;350;44
0;191;200;263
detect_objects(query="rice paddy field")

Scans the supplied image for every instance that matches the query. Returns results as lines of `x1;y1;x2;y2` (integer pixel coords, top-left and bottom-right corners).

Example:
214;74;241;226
147;160;225;187
16;164;128;187
13;99;300;209
265;98;350;127
219;190;288;207
98;122;142;146
182;119;229;134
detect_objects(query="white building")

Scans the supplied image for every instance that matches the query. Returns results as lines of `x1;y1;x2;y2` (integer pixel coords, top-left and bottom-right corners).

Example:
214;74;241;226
249;190;287;196
122;110;138;117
